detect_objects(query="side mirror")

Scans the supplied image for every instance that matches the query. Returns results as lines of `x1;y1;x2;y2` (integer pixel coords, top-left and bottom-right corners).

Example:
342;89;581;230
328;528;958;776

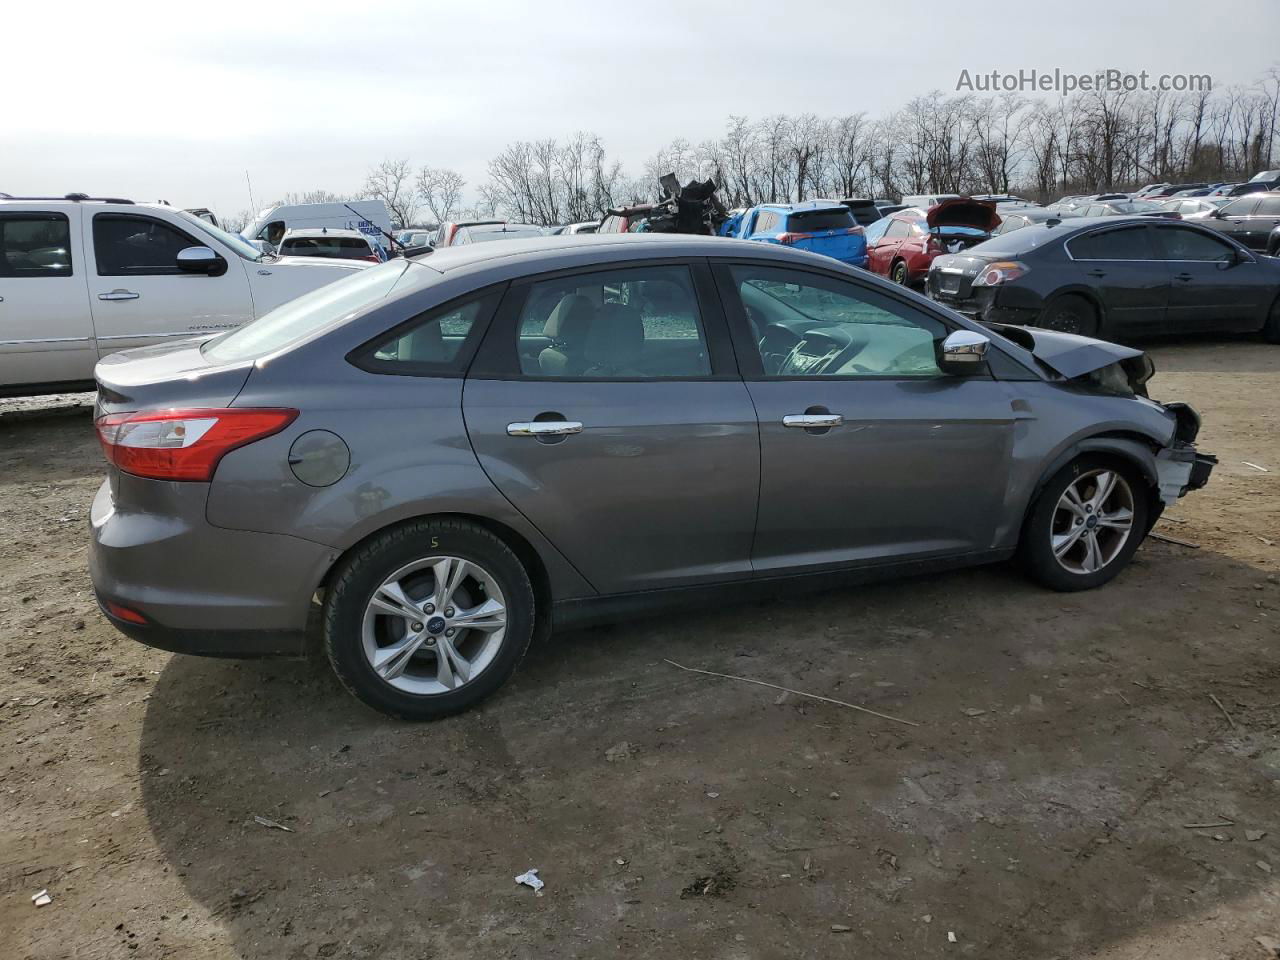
176;245;226;277
939;329;990;375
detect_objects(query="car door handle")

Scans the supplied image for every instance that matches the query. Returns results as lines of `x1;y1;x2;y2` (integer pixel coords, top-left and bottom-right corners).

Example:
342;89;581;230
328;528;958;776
783;414;843;428
507;420;583;437
1175;272;1194;281
98;290;140;301
1086;269;1107;278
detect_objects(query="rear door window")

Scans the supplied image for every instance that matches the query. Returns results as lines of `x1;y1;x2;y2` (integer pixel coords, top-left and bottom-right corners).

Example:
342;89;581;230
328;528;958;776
513;265;711;379
1219;197;1260;217
92;214;201;276
0;214;72;277
1154;226;1238;262
1068;226;1154;260
1254;196;1280;216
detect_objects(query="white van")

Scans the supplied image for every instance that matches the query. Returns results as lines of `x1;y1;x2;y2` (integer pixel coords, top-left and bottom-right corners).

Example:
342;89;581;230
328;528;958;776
0;195;371;397
241;199;393;254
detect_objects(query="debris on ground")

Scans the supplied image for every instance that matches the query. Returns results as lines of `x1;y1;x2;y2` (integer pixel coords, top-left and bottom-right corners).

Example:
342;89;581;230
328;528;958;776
1247;830;1267;841
1150;532;1200;548
680;869;737;899
948;930;958;943
253;815;293;833
830;924;852;933
664;659;921;727
605;741;633;762
1242;462;1269;472
1209;693;1238;730
1256;934;1280;956
1258;861;1273;874
963;707;987;717
514;868;544;893
32;889;51;907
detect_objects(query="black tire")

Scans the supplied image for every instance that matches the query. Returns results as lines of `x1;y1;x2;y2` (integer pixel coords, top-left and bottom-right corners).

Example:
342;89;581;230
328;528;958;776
891;260;909;286
1264;297;1280;344
1018;455;1150;592
1039;294;1099;338
323;519;535;720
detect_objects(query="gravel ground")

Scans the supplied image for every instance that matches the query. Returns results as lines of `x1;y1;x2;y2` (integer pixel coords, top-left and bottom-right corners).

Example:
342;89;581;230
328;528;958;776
1;341;1277;959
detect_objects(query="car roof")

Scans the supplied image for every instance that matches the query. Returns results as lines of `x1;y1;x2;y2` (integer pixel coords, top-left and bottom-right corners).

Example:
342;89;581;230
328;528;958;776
757;200;848;213
413;232;856;277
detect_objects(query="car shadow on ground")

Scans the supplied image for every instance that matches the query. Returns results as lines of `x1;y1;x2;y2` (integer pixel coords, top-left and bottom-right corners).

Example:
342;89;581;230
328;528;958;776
138;541;1280;958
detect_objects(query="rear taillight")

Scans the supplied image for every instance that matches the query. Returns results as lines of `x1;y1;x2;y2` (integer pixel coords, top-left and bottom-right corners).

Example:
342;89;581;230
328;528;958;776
95;408;298;482
972;260;1030;287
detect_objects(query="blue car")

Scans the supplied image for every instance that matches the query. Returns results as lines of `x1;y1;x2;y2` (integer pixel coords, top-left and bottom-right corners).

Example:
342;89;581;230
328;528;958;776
720;200;868;267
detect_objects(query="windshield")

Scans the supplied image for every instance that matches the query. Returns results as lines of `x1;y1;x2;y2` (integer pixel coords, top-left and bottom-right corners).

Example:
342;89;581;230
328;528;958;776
202;261;427;363
176;211;265;261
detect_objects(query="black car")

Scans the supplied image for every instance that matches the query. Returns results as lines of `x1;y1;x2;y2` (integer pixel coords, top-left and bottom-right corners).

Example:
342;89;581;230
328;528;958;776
1227;180;1280;197
838;198;885;227
1199;192;1280;250
927;215;1280;341
1269;224;1280;257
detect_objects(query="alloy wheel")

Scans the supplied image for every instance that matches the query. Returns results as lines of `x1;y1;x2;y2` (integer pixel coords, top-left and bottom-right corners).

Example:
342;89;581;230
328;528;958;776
361;555;508;695
1050;468;1135;575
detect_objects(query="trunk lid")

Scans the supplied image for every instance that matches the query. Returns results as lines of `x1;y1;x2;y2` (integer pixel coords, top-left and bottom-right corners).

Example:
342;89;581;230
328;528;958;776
926;197;1001;232
94;337;254;417
928;252;995;301
784;207;866;261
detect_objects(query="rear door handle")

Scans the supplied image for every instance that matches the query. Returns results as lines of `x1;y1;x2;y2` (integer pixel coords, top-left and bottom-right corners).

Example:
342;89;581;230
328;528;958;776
507;420;583;437
98;290;140;301
1087;269;1107;278
1175;272;1194;281
783;414;843;428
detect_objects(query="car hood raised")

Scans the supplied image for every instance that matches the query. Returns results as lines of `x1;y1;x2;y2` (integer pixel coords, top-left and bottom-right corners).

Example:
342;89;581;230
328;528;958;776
927;197;1000;232
984;323;1145;379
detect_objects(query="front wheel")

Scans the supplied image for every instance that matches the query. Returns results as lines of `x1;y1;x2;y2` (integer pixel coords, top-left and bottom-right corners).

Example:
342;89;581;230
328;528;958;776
891;260;909;286
323;520;536;719
1019;457;1150;592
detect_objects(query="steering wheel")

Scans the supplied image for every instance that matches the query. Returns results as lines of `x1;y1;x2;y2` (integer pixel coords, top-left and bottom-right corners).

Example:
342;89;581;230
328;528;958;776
758;323;804;375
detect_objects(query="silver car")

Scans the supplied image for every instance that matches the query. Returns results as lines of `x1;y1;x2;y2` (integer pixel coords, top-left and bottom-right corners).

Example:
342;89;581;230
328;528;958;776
88;235;1215;718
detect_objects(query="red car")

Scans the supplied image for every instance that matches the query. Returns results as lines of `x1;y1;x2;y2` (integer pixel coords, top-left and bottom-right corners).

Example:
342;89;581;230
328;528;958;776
866;198;999;287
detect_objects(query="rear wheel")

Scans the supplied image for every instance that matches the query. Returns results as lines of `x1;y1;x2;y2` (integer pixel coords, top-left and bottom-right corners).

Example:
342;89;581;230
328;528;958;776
891;260;910;286
323;520;535;719
1040;294;1099;338
1019;457;1149;591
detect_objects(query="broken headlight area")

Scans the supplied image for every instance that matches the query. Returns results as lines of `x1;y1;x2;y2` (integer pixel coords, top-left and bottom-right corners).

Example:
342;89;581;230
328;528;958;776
1078;354;1154;398
1156;443;1217;503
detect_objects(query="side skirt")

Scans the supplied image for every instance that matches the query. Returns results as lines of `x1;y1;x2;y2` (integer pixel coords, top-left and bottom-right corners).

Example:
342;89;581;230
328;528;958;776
551;548;1016;632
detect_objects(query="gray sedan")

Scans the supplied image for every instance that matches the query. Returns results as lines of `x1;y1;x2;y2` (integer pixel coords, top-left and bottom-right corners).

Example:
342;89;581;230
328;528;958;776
88;235;1215;718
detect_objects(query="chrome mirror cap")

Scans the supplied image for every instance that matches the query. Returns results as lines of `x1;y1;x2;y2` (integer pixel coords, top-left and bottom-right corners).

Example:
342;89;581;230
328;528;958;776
941;329;991;364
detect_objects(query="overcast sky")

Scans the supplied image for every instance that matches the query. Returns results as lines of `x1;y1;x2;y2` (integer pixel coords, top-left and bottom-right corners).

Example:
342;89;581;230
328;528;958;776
5;0;1278;218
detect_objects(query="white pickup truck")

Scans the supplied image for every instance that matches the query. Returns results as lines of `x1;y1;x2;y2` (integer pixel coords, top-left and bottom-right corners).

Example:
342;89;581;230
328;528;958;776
0;195;371;397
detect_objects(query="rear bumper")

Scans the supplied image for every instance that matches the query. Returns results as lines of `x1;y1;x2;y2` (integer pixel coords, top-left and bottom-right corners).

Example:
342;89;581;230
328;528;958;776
88;477;334;657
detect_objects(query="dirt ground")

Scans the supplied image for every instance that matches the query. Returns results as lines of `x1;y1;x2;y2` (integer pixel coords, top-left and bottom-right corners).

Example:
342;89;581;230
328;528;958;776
1;340;1277;960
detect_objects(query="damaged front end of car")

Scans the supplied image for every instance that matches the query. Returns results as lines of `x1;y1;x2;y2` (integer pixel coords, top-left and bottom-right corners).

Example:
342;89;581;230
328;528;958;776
988;322;1217;504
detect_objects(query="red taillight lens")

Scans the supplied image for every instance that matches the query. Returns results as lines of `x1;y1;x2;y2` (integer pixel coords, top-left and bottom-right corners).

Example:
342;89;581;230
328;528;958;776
95;408;298;481
775;232;814;245
104;601;147;624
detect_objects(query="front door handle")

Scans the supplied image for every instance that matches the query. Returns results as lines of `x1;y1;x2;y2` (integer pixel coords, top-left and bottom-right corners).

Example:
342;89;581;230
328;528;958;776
783;414;843;428
1175;272;1194;281
507;420;583;437
1087;269;1107;278
98;290;140;301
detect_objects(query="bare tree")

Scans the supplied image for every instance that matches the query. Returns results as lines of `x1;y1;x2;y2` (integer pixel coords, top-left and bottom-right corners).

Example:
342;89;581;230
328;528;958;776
363;158;419;227
415;166;465;224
